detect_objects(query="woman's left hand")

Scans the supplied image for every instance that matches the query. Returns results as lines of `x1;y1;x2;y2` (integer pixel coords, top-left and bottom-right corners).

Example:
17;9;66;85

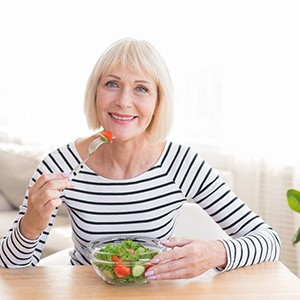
144;237;227;280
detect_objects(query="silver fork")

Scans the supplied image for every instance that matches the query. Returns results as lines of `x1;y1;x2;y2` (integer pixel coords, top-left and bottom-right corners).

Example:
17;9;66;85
68;136;109;180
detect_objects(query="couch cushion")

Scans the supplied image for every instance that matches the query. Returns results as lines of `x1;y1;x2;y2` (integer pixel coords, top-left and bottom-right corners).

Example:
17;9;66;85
0;211;19;238
0;191;13;211
0;143;46;209
174;202;229;240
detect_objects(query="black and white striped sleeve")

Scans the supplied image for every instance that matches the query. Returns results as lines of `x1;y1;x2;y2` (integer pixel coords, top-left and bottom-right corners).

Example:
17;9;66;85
177;147;281;271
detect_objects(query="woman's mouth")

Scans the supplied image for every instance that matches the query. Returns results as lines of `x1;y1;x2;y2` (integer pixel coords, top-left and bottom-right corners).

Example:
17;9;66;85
110;113;136;121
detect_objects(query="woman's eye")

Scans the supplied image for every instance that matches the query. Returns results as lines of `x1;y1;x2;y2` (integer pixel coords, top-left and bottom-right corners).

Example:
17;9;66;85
135;86;148;93
105;81;118;88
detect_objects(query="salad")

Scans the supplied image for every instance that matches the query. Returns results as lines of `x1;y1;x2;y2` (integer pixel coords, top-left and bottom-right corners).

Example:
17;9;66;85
94;239;158;284
99;131;113;144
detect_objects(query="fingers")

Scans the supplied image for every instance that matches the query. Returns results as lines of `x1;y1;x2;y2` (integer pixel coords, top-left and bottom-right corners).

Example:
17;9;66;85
28;173;72;195
28;173;73;211
145;238;213;280
151;243;192;267
20;173;74;239
162;236;195;248
37;189;63;213
145;249;204;280
155;237;196;266
145;240;192;280
146;261;198;280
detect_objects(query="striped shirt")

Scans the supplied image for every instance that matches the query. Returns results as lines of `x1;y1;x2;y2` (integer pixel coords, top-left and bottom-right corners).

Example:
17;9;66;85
0;141;281;269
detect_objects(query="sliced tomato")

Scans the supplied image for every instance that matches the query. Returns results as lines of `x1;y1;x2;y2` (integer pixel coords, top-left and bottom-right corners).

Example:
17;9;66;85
112;255;122;262
114;265;131;278
100;131;113;143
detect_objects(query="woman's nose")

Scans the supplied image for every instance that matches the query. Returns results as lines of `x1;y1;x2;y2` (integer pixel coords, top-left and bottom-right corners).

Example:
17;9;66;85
115;88;132;108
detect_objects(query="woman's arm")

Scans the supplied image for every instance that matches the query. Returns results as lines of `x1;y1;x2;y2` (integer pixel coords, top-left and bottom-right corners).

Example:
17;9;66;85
0;159;73;268
145;146;281;280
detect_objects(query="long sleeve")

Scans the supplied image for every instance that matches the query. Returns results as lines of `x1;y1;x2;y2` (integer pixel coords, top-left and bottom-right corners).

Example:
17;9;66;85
0;197;59;268
0;220;39;268
171;144;281;271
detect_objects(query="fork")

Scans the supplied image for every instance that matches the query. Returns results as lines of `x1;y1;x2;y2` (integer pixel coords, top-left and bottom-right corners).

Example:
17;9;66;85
68;136;109;180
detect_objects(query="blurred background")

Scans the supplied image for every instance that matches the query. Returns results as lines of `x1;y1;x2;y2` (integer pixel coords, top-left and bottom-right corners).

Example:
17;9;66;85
1;0;299;275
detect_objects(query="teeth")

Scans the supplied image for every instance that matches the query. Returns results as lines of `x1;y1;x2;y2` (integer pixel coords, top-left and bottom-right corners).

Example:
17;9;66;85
111;114;134;121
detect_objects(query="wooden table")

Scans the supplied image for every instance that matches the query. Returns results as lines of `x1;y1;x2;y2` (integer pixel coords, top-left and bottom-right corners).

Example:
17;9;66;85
1;261;300;300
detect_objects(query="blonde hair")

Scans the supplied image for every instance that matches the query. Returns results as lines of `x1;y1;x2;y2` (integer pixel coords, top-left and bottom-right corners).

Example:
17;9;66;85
84;38;174;142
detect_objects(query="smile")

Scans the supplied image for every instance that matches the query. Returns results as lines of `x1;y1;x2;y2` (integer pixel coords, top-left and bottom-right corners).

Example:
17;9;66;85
110;113;136;121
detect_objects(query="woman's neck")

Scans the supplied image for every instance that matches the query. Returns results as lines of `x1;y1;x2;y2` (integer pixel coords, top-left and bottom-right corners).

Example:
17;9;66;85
85;138;166;180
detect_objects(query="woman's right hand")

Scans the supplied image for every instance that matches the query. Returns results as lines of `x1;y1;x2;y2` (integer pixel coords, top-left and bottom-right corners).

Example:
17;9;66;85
19;173;74;240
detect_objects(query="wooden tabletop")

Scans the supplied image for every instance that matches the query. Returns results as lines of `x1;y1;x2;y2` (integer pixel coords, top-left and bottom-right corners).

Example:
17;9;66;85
1;261;300;300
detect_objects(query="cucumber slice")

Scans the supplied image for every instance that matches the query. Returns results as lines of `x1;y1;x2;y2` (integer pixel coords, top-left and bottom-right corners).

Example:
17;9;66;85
99;131;113;143
132;264;145;277
135;247;146;255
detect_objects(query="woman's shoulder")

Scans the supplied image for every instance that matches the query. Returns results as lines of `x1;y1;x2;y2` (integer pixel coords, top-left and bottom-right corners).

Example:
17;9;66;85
167;140;202;156
45;141;76;156
45;133;96;157
39;140;81;169
163;140;205;163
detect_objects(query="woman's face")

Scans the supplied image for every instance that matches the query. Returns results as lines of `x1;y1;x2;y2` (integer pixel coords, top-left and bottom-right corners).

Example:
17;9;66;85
95;68;158;142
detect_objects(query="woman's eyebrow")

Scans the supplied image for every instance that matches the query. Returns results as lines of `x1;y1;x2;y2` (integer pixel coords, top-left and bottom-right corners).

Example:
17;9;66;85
104;74;152;85
134;80;152;84
104;74;121;80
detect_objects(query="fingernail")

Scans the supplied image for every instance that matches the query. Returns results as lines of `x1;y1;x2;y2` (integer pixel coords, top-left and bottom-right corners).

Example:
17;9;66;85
146;275;157;281
62;173;70;178
144;270;154;277
160;239;170;244
150;258;160;264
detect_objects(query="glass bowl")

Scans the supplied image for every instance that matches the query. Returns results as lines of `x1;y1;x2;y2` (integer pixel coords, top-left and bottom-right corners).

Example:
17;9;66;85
85;235;165;285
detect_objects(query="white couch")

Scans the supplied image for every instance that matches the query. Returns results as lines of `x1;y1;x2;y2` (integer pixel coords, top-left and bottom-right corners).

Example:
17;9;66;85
0;141;233;264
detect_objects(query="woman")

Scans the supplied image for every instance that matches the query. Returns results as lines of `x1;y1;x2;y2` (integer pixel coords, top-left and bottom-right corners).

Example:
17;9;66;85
0;38;281;280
